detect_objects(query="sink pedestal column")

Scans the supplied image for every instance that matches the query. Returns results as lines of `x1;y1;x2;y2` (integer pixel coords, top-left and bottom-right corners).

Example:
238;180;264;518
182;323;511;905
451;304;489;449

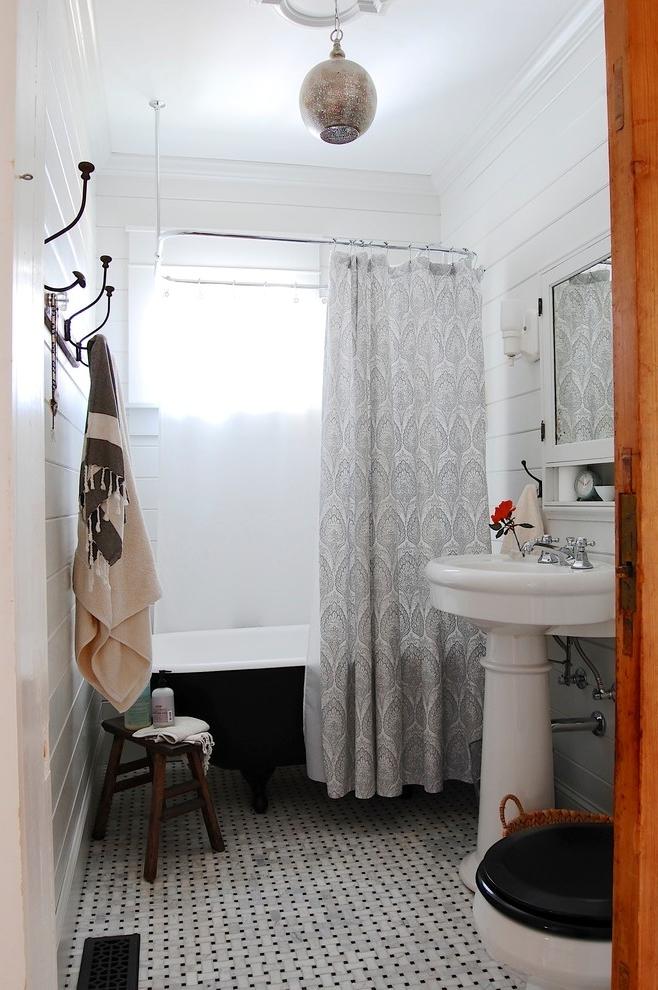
460;630;554;891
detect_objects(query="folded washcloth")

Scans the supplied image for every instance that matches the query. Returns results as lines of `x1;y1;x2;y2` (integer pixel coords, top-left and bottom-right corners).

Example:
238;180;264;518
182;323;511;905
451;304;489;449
502;482;546;555
134;716;214;772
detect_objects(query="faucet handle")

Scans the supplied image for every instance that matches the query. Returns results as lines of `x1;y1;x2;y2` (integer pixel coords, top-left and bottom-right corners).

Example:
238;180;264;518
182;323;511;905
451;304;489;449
564;536;577;547
541;535;560;545
571;537;596;570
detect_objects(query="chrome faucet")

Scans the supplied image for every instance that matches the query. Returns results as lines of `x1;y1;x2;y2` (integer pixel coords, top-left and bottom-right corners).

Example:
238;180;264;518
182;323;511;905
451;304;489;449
520;535;596;570
523;538;573;566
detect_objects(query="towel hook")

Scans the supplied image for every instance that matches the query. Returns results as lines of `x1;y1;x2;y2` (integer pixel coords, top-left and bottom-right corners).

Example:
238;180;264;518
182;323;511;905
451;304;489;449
44;270;87;294
63;255;112;341
74;286;115;364
521;460;543;500
44;161;95;245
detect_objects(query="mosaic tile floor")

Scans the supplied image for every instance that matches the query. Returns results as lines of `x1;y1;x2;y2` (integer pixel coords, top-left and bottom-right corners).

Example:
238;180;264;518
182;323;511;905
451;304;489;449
61;765;521;990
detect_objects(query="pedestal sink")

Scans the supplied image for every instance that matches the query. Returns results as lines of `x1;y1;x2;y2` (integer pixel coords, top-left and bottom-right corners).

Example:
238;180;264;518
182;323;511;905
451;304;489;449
425;553;615;890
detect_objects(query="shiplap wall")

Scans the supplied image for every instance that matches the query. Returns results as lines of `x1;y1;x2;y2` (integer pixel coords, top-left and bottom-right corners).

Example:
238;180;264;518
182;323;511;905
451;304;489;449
42;0;103;936
436;11;614;813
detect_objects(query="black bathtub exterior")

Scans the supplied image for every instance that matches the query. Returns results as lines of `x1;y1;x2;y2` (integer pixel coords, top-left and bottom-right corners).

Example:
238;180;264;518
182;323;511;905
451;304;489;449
151;665;306;812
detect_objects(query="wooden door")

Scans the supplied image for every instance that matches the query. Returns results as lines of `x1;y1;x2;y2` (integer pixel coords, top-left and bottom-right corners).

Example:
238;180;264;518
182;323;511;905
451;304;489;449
604;2;658;987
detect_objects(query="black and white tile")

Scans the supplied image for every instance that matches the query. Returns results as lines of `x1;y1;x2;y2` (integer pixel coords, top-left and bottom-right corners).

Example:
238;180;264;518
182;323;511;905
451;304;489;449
61;765;520;989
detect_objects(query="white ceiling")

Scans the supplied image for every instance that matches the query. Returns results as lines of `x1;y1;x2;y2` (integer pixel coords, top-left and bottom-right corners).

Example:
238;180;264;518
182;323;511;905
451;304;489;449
93;0;585;175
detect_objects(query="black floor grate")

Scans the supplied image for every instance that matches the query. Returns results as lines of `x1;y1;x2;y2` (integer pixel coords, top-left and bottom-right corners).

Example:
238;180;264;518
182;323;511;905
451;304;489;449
76;934;140;990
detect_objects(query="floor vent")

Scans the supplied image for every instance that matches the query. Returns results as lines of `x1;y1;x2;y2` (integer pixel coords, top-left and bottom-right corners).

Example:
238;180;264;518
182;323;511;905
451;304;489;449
76;934;140;990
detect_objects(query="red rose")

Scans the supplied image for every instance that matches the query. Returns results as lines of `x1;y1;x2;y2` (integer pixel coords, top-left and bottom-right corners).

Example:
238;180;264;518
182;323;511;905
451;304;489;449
491;500;515;526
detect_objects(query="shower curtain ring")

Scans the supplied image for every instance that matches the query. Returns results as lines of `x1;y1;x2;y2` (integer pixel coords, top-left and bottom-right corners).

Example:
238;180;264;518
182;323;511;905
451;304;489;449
408;243;413;266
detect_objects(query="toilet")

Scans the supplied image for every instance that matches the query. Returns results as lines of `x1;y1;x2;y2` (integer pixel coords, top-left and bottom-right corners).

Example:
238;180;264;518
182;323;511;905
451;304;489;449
473;822;612;990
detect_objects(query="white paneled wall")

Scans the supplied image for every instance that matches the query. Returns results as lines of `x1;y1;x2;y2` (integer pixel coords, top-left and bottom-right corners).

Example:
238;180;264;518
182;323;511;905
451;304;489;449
436;10;614;813
43;0;105;941
128;406;160;560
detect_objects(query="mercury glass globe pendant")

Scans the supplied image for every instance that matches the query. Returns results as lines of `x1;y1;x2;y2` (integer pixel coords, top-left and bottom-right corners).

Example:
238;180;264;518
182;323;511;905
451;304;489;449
299;0;377;144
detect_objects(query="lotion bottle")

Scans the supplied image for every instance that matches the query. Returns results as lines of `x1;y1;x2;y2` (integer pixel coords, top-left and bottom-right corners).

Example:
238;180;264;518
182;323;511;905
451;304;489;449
152;672;175;728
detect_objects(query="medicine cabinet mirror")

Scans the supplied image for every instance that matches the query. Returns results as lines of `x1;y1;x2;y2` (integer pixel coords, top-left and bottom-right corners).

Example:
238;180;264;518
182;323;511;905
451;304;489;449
540;235;614;508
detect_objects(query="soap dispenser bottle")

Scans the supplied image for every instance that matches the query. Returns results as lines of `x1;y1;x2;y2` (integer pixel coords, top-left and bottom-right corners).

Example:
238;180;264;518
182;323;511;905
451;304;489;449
152;673;176;728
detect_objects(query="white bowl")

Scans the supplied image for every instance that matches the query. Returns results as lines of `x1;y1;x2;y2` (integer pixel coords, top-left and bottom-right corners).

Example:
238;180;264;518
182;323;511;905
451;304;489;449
595;485;615;502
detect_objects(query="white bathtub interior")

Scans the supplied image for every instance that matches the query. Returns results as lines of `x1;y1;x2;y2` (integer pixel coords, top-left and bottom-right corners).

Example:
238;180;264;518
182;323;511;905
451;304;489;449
152;623;310;673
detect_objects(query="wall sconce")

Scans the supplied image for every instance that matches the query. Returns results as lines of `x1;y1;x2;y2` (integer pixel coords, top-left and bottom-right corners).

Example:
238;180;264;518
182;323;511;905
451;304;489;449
500;298;540;362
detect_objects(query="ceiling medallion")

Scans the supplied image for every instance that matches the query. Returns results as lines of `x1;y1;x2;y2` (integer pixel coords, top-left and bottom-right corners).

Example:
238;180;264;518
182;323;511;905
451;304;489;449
299;0;377;144
256;0;387;29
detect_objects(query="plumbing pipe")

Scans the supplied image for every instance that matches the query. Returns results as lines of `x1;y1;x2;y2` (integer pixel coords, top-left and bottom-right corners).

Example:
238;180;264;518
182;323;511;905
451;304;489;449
551;711;606;737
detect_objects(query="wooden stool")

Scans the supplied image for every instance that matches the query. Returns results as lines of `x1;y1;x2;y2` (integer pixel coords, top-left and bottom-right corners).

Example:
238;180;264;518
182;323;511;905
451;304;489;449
93;717;225;882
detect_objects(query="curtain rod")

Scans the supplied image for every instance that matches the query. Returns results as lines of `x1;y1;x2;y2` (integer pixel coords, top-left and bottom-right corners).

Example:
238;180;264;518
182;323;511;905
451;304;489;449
157;228;475;261
162;273;328;291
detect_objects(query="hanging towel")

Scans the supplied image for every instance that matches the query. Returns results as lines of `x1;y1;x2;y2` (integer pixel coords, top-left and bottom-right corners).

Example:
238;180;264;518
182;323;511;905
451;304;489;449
73;335;161;712
133;717;214;772
502;482;546;555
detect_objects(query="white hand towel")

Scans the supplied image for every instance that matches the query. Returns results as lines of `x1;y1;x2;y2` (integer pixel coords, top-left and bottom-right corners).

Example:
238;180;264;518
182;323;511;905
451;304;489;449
134;716;214;771
501;482;546;555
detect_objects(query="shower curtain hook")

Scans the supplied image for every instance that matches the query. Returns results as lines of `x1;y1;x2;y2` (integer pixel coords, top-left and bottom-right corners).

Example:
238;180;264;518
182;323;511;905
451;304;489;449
408;243;413;266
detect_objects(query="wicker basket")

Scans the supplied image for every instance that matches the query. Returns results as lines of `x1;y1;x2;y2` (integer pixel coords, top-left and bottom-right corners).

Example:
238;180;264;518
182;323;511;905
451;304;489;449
499;793;613;837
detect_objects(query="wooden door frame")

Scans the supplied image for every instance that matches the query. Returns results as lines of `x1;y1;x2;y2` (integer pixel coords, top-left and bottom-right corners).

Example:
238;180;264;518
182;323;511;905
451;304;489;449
605;2;658;987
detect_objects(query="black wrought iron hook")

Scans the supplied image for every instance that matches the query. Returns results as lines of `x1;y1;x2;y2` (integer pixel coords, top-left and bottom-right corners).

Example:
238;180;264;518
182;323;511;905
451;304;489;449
44;162;95;245
63;255;112;341
44;270;86;294
74;286;115;364
521;460;543;500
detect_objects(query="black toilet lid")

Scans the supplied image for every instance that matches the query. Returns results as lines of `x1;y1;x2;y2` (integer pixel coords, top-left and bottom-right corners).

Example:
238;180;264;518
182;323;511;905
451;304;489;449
476;822;613;940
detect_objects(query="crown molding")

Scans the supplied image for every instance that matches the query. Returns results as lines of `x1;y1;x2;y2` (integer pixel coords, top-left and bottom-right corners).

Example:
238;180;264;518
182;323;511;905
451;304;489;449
431;0;605;196
254;0;388;29
99;151;438;197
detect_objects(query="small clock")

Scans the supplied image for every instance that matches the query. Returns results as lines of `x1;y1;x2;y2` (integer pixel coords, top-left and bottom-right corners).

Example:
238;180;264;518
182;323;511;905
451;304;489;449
574;467;601;501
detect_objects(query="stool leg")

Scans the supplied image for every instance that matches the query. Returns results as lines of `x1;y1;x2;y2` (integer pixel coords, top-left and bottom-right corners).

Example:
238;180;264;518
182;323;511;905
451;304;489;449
92;735;125;840
144;752;166;883
187;750;225;853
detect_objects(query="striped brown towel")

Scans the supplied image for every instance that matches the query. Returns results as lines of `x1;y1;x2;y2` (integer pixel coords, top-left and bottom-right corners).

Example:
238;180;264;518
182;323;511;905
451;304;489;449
73;335;162;712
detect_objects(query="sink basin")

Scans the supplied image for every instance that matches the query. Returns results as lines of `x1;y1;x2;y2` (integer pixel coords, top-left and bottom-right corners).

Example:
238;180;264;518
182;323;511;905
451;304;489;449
426;554;615;636
425;552;615;890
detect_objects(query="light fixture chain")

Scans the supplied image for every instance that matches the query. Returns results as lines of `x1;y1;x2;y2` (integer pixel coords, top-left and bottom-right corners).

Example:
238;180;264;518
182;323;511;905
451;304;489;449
331;0;343;42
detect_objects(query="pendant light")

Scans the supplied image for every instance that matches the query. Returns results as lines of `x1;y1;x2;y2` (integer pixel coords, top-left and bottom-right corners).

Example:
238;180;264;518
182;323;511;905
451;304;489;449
299;0;377;144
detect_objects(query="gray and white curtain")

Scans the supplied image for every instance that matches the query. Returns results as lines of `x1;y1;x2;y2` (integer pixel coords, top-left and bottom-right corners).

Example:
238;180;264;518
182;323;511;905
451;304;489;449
315;250;490;799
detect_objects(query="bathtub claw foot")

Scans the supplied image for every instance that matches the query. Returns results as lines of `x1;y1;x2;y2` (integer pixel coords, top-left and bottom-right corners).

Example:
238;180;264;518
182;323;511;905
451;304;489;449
242;767;275;814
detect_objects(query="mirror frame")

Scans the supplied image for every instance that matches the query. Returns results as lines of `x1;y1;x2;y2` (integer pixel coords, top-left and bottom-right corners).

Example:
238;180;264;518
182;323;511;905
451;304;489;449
540;232;613;468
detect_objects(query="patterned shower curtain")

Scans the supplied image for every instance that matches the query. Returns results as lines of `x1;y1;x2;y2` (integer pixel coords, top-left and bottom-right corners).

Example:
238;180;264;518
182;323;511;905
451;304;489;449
319;250;489;799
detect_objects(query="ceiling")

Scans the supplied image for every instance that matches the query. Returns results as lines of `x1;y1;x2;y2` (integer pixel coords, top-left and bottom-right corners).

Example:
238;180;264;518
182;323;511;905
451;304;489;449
93;0;585;175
